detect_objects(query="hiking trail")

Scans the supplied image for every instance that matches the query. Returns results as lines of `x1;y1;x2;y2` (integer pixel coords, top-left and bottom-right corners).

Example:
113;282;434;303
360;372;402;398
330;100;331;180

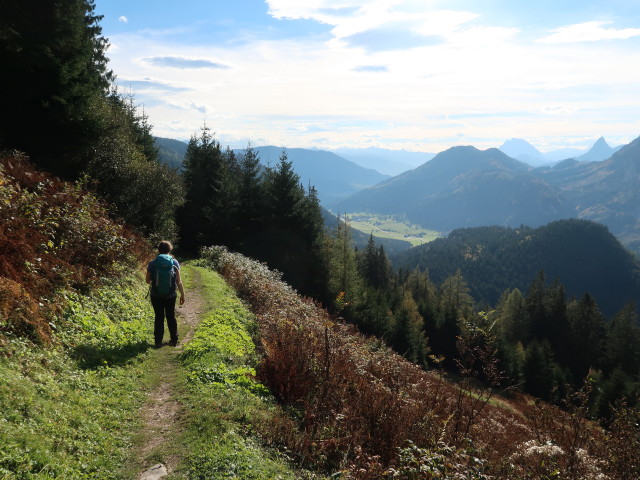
137;265;205;480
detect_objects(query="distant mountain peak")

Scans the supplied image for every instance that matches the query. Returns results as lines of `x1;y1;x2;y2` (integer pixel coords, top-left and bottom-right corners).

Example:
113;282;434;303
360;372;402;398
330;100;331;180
498;138;544;165
578;136;621;162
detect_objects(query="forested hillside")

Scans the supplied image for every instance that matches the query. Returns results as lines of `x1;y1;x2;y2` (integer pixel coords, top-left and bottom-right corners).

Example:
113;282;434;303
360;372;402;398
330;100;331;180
393;219;640;317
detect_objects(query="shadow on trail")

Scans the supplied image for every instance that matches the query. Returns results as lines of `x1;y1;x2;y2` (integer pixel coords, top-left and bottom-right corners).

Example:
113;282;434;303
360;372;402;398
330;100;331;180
71;341;151;369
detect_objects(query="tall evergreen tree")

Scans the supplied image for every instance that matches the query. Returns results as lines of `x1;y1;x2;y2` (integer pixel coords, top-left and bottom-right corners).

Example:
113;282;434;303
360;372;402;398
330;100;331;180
526;270;549;340
179;126;226;252
567;293;606;380
392;291;430;366
497;288;529;343
523;340;558;402
264;149;305;227
236;143;265;240
433;270;472;366
603;302;640;376
0;0;113;175
360;234;392;290
324;218;362;312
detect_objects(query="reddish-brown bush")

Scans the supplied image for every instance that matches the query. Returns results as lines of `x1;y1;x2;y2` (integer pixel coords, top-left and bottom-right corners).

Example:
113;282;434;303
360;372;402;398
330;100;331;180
0;151;148;343
0;277;49;344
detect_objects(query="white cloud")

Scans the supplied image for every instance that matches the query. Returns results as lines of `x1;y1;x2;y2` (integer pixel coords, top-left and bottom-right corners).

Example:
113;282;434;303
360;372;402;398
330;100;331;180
104;4;640;152
538;21;640;44
118;16;128;23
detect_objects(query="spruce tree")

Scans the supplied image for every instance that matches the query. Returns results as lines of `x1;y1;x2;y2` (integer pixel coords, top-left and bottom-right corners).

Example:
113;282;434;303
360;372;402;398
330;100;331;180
237;143;265;240
324;218;362;313
567;293;606;380
0;0;113;174
179;126;225;252
603;303;640;376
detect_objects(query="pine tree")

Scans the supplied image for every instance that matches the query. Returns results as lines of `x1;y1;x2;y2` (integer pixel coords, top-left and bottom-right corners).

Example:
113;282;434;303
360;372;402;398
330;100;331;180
603;302;640;376
497;288;529;343
567;293;606;380
433;270;472;366
523;340;558;401
392;291;429;365
324;218;362;313
526;270;549;340
236;143;265;240
178;126;226;252
0;0;113;174
360;234;392;290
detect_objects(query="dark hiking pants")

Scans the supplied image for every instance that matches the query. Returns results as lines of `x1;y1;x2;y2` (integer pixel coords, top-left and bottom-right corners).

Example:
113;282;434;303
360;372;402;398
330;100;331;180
151;295;178;346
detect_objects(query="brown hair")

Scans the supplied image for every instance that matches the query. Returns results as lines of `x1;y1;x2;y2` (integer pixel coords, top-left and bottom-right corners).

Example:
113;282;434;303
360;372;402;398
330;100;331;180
158;240;173;254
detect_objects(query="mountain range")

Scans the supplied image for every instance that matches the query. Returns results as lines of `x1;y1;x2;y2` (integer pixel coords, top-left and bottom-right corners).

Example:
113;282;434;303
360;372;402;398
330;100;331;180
155;135;640;255
334;146;575;230
335;135;640;256
498;137;622;166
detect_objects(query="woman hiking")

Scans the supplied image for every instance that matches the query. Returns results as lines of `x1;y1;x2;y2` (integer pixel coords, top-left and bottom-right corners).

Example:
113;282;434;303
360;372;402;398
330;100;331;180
146;240;185;347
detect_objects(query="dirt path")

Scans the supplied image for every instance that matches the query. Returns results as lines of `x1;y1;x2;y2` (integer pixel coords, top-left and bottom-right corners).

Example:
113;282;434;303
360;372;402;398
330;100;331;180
137;267;205;479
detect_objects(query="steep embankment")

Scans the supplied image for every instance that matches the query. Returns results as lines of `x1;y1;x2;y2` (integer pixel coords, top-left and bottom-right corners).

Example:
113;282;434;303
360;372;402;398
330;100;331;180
201;246;638;480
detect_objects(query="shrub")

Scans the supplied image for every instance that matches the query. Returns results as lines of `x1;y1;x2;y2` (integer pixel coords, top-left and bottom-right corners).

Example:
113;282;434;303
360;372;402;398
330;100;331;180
0;151;148;343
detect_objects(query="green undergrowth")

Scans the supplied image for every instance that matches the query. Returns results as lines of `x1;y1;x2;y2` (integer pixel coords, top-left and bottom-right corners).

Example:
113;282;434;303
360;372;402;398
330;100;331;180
175;263;323;479
0;273;153;479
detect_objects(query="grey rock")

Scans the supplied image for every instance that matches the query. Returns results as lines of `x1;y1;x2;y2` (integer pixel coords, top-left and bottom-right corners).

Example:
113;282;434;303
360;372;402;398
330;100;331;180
140;463;168;480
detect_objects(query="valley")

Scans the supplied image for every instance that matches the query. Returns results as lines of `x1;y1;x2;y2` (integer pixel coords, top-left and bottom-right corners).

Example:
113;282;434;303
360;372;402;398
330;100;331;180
341;212;441;247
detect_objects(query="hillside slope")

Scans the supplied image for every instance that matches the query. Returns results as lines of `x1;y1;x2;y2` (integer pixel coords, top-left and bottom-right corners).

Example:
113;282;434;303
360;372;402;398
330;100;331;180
540;136;640;253
393;219;640;317
200;245;638;479
336;146;575;230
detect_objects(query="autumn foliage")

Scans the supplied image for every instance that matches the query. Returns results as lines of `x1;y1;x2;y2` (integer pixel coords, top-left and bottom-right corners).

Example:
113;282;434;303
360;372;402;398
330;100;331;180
0;151;147;344
202;245;639;479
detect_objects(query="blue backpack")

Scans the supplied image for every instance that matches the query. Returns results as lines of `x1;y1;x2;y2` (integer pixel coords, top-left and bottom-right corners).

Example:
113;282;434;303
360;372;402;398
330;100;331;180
150;254;177;298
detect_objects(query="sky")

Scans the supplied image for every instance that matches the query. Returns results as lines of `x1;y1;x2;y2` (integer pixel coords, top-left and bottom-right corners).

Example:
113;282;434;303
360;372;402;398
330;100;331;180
95;0;640;154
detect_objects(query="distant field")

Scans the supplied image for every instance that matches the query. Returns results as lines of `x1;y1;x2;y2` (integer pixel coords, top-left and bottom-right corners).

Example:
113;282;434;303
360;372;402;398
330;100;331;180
345;212;441;247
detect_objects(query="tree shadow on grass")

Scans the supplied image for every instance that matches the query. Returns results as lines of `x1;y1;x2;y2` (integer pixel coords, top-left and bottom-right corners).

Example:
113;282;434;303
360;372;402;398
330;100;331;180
72;341;151;369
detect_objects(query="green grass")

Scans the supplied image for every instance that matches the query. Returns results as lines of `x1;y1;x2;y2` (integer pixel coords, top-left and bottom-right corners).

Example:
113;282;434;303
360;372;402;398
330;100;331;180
0;274;153;479
0;263;323;479
345;212;441;247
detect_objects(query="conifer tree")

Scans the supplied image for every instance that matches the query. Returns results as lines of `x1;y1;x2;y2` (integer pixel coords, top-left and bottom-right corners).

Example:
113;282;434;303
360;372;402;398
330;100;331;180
392;291;429;365
603;302;640;376
567;293;606;380
497;288;529;343
523;340;558;401
324;218;363;313
433;270;472;366
0;0;113;174
237;143;265;240
179;126;226;252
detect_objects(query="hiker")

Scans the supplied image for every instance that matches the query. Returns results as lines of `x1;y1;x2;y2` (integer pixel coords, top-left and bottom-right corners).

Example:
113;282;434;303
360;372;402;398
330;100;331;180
146;240;185;347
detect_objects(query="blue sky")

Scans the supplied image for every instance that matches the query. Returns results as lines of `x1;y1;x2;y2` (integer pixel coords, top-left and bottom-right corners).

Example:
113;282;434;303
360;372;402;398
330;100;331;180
96;0;640;153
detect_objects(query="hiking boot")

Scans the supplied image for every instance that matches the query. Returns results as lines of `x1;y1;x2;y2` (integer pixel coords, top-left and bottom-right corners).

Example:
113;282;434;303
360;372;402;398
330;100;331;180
169;339;178;347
